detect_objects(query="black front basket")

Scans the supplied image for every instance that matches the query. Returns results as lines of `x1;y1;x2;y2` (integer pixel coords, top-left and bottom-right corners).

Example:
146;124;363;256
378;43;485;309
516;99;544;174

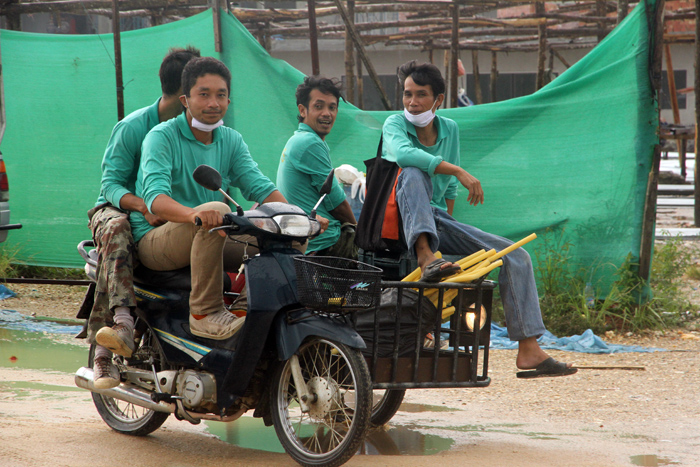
293;256;382;312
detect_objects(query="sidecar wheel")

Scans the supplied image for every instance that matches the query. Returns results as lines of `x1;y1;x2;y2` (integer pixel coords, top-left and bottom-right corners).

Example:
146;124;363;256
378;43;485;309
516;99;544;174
370;389;405;427
270;338;371;467
88;328;169;436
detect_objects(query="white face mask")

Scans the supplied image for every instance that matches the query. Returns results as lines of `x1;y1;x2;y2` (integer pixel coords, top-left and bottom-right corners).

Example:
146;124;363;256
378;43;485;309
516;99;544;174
185;97;224;132
403;99;439;128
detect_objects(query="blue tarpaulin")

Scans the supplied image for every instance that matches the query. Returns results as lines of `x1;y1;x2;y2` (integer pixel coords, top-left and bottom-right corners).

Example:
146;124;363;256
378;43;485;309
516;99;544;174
489;323;666;353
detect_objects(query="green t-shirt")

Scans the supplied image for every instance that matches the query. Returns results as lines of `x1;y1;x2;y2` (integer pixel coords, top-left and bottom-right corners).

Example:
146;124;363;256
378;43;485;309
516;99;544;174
132;112;277;242
95;98;160;208
276;123;347;252
381;113;460;211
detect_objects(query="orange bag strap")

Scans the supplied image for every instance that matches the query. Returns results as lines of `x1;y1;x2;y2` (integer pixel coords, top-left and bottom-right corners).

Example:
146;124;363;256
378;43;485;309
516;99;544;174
380;168;402;241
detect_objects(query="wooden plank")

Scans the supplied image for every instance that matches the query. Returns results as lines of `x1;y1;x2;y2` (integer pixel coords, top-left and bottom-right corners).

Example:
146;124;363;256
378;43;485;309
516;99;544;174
657;198;695;207
333;0;392;110
657;184;694;195
574;365;645;371
656;228;700;238
639;0;667;282
450;2;459;108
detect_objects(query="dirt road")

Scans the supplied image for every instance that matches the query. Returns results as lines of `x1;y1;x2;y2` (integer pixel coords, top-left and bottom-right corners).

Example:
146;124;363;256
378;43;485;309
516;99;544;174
1;315;698;467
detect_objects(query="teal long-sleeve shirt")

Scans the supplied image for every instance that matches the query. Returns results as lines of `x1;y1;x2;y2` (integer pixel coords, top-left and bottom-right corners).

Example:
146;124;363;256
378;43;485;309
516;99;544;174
95;98;160;208
276;123;347;253
381;113;460;211
131;112;277;242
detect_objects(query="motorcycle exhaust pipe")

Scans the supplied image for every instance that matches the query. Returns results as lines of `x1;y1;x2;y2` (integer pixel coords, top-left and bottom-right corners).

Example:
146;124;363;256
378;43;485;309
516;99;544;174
75;367;175;414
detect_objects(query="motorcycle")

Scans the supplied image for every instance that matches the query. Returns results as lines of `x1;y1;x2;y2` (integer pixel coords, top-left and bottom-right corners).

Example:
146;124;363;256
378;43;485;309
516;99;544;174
75;166;379;467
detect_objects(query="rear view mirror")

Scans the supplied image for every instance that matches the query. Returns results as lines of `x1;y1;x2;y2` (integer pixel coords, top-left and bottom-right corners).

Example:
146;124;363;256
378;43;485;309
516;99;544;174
193;164;222;192
192;164;244;216
320;169;335;196
310;170;336;218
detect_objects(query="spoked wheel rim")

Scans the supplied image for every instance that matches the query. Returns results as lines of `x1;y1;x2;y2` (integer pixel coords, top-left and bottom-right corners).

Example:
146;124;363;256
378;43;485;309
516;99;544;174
96;392;156;425
89;326;170;435
272;338;371;464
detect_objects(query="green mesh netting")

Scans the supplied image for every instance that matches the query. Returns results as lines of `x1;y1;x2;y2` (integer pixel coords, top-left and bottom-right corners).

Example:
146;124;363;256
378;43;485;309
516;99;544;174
0;4;658;295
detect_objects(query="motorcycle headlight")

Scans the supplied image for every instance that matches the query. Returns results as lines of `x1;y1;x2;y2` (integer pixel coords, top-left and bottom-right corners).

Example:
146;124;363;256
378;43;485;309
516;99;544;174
464;304;487;331
273;214;314;237
250;217;280;233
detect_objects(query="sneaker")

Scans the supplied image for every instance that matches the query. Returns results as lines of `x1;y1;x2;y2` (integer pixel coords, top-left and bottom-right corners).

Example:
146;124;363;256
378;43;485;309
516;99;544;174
189;310;245;340
423;333;449;350
93;356;120;389
95;324;135;358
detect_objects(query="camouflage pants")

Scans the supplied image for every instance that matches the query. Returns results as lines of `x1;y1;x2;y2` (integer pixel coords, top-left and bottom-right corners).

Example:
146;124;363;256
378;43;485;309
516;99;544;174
86;205;137;344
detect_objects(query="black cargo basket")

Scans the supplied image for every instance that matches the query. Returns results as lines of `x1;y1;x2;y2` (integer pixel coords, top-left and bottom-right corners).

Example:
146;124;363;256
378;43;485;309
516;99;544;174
293;256;382;312
349;279;495;389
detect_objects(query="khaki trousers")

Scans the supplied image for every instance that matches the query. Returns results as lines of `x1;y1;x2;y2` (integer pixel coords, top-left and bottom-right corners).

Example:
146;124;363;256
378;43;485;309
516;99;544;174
137;201;256;316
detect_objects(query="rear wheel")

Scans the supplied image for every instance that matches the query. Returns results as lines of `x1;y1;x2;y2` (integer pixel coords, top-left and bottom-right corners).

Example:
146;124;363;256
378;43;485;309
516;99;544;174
270;338;371;467
370;389;405;426
88;327;169;436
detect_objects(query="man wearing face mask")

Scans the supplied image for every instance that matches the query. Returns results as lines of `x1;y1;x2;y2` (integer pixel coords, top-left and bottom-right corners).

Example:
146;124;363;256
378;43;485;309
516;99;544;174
381;60;576;379
277;76;357;259
131;57;294;341
87;46;200;389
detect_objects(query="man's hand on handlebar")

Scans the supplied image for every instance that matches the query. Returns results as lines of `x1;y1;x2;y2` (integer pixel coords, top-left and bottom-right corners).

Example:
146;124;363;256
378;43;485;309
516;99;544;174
192;210;228;237
316;215;329;234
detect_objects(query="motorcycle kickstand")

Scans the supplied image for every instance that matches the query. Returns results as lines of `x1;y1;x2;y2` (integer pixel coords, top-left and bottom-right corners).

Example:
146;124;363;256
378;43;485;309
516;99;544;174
289;354;314;413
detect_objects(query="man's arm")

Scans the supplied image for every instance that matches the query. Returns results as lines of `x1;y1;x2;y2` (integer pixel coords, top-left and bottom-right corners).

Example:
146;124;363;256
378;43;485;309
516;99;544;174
446;198;455;216
261;190;286;204
119;193;166;227
150;194;202;224
434;161;483;206
329;199;356;225
383;116;443;175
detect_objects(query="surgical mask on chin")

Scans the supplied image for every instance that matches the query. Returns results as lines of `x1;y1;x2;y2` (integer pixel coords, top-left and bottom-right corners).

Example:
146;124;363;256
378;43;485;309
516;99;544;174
403;100;438;128
185;97;224;132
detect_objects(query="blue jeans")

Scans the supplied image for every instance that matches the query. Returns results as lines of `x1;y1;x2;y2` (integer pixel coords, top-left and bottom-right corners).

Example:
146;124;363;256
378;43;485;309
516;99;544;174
396;167;546;341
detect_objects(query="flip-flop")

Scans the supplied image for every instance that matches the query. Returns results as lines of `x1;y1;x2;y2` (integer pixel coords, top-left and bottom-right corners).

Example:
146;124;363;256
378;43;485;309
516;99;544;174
420;258;461;283
516;357;578;379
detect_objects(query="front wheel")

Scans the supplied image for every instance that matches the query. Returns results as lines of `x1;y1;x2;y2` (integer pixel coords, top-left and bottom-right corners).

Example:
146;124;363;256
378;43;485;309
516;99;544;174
270;338;372;467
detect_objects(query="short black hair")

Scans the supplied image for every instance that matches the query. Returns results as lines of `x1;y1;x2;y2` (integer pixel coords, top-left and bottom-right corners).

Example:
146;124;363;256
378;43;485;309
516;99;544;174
181;57;232;97
397;60;446;98
159;46;200;96
295;76;343;123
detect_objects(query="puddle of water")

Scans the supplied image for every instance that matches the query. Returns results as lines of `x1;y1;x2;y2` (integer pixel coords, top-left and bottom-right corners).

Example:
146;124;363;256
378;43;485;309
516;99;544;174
205;416;453;456
398;402;455;413
630;455;680;466
0;312;87;373
3;310;456;457
360;426;453;455
0;309;83;334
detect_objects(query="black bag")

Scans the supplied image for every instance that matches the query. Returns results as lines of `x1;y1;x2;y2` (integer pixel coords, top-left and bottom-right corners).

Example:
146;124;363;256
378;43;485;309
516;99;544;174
354;137;403;252
353;288;438;358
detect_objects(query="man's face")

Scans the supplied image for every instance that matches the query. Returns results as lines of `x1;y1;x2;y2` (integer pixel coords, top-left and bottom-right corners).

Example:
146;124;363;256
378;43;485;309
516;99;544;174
299;89;338;140
180;73;230;125
403;76;443;115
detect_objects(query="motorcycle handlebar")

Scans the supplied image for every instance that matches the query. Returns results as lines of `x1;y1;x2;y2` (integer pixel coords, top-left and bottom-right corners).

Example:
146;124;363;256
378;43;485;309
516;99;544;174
193;214;234;227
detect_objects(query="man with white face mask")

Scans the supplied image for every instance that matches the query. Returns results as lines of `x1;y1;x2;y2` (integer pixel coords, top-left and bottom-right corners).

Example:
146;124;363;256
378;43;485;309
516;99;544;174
131;57;288;341
87;46;200;389
380;60;576;379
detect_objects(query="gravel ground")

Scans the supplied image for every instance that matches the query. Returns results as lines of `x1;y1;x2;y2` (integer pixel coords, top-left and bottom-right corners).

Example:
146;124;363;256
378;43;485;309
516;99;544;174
2;208;700;465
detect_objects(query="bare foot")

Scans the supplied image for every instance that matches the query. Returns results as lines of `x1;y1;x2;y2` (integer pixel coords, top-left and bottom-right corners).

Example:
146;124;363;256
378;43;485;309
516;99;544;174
414;233;458;274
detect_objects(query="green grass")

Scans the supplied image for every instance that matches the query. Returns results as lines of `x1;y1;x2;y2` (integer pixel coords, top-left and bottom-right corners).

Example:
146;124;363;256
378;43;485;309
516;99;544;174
490;230;699;336
0;245;84;280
